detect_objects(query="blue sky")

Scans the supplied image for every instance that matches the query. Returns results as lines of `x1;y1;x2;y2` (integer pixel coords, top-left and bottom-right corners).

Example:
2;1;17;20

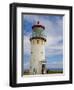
22;14;63;70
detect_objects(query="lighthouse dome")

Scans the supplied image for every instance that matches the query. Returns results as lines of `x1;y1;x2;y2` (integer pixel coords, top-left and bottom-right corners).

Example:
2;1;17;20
30;21;46;42
32;21;45;30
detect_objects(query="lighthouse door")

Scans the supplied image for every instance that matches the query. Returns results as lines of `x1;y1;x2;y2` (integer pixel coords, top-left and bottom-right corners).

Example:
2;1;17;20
42;64;45;74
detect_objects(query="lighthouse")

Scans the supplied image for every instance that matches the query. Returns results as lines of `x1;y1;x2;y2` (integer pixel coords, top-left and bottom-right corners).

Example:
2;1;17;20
30;21;47;74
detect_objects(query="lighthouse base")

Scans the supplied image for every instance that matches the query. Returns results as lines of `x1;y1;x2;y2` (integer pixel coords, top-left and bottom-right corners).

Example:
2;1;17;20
30;61;46;75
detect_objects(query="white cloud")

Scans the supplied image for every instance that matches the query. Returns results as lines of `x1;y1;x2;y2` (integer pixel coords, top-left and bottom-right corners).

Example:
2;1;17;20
23;14;63;59
23;35;30;55
23;15;40;24
46;60;63;69
45;35;63;57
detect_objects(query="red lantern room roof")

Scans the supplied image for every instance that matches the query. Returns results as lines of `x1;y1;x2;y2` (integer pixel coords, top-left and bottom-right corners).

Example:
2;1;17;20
32;21;45;29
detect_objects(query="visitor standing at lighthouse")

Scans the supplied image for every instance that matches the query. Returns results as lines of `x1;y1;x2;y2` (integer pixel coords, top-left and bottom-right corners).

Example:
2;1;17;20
30;21;47;74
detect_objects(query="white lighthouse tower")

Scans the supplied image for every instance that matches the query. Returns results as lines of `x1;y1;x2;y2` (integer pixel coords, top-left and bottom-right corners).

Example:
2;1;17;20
30;21;47;74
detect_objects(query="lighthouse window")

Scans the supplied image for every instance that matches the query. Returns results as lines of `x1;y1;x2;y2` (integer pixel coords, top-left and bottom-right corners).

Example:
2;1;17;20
37;40;39;44
31;52;33;54
41;52;43;54
30;66;32;69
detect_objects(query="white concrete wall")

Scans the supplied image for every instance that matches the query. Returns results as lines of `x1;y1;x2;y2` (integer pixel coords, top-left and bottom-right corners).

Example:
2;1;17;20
30;39;46;74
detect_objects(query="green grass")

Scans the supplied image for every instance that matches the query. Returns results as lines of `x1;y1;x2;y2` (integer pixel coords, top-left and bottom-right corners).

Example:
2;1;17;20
47;70;63;74
23;72;30;75
23;70;63;75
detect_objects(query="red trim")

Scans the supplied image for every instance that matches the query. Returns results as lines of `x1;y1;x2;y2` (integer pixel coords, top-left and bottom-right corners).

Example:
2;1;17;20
32;25;45;29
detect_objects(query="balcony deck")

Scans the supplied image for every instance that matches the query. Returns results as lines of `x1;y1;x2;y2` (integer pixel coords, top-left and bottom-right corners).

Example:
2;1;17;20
30;34;47;42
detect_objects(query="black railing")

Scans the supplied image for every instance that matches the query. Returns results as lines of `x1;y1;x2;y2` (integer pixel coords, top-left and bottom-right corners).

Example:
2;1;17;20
30;34;46;38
